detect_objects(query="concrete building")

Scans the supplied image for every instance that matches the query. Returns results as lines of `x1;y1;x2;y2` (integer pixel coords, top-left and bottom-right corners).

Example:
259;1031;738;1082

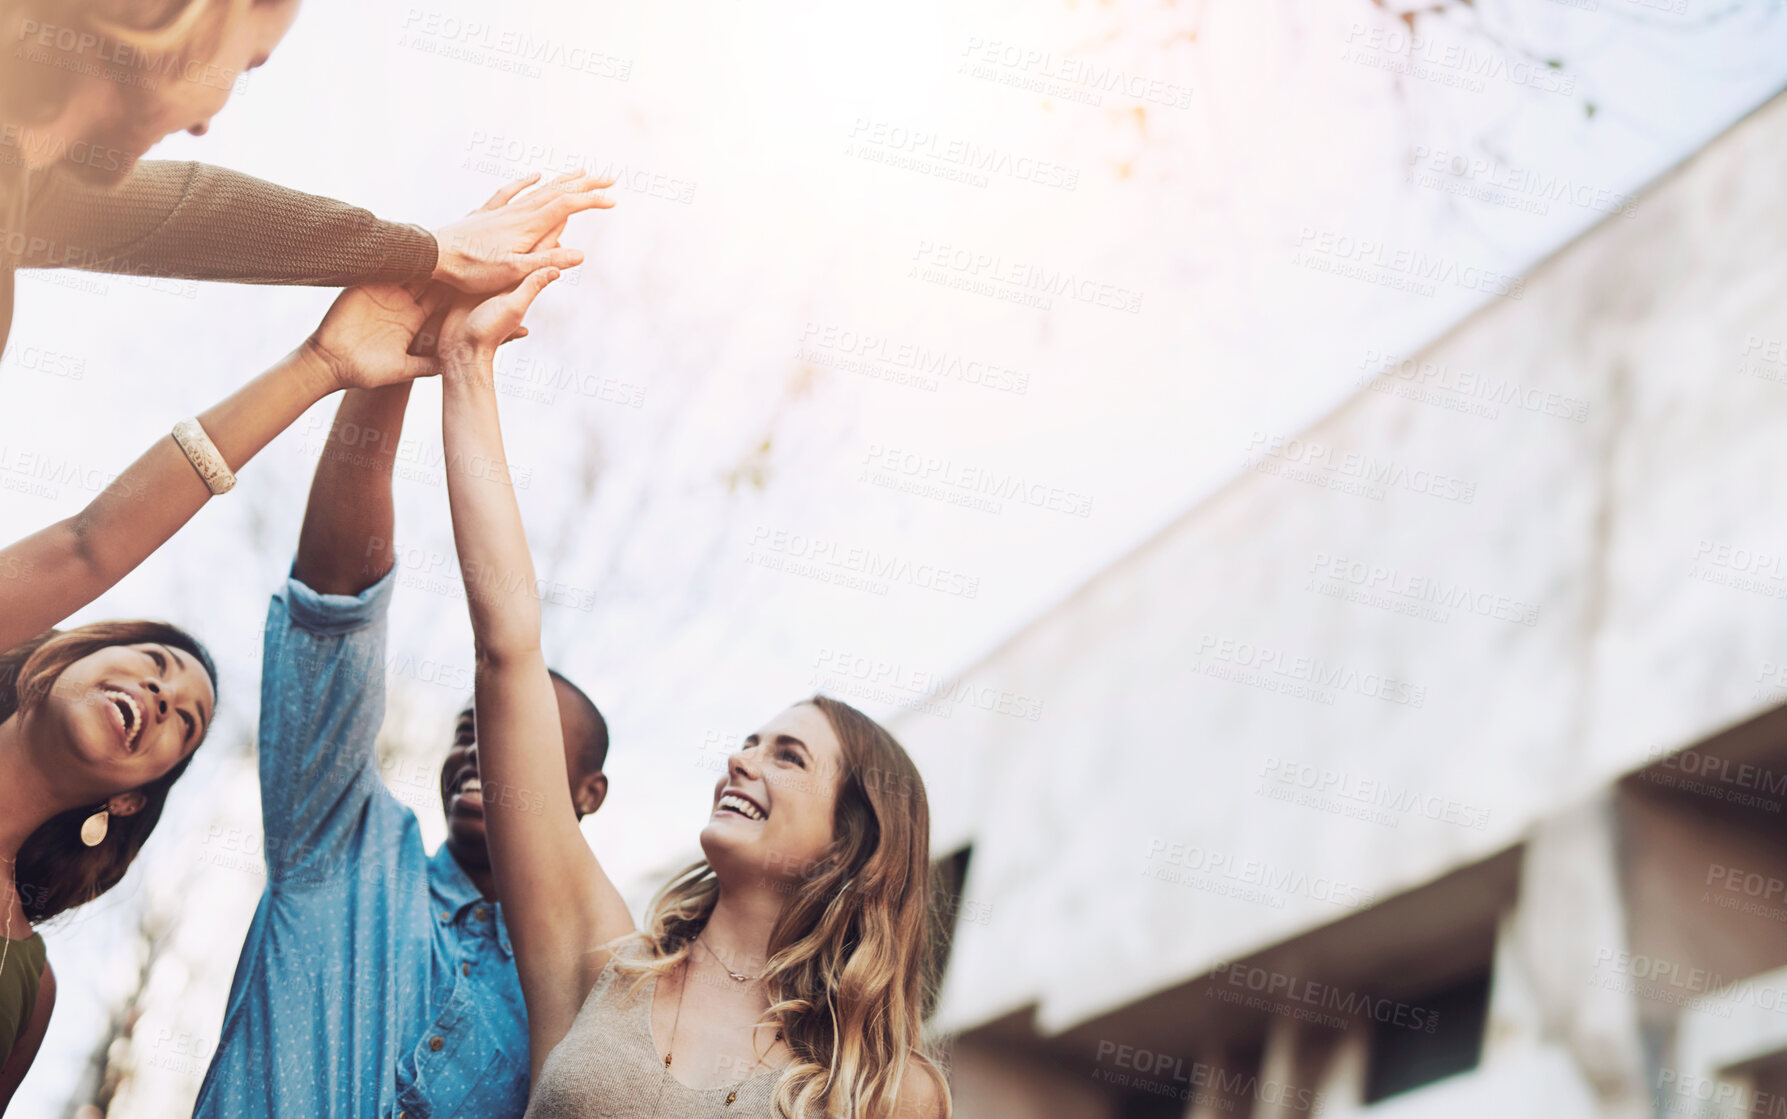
899;87;1787;1119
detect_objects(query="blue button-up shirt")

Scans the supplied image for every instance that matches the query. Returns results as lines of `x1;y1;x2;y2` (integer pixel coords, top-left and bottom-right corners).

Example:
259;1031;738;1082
194;569;530;1119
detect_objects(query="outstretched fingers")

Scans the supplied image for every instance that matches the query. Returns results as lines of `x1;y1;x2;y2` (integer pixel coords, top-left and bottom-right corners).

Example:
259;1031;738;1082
513;246;585;273
482;171;544;211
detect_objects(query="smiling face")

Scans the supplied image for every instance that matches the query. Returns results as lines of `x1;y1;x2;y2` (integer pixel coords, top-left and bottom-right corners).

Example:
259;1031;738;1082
700;704;845;887
39;0;301;184
30;641;215;806
439;676;608;874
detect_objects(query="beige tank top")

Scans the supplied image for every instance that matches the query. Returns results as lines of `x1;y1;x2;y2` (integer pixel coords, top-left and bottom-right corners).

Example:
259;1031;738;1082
524;954;788;1118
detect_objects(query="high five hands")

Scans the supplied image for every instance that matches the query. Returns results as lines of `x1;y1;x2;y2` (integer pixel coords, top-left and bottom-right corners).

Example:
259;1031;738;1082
431;170;616;293
300;172;612;393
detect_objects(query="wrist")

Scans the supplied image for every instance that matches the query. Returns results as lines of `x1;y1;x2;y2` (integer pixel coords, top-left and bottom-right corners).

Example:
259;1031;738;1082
431;235;471;288
294;336;346;398
440;350;499;393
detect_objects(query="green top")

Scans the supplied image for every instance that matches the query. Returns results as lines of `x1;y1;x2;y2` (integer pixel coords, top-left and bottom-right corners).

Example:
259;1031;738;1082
0;930;46;1066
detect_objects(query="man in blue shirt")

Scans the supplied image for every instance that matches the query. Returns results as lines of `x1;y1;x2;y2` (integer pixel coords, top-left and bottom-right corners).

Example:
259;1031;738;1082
193;377;610;1119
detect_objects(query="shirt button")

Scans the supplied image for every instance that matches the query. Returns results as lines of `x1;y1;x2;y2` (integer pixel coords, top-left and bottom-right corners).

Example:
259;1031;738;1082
462;962;471;976
440;912;450;923
429;1036;445;1052
473;906;488;921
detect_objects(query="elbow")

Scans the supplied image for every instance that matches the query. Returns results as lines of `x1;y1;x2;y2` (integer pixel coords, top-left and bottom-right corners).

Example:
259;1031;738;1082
62;515;114;585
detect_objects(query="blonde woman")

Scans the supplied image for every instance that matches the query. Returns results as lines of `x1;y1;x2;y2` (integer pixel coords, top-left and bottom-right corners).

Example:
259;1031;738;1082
0;0;605;358
434;280;952;1118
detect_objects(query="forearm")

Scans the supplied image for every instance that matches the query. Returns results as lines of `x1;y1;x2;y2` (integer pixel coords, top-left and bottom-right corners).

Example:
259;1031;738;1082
0;346;338;651
441;362;543;659
20;162;437;285
293;385;414;595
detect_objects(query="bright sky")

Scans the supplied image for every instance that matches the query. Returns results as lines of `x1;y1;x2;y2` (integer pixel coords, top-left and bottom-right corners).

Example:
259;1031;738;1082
7;0;1787;1113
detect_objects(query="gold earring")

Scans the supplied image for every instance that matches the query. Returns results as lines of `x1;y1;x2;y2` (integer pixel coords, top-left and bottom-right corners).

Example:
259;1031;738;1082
79;809;109;847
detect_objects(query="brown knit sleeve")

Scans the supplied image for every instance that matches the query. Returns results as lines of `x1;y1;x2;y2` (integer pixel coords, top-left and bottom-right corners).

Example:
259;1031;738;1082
16;162;438;285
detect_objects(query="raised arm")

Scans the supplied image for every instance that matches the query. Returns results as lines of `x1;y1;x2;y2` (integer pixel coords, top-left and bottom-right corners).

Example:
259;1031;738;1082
437;272;633;1082
293;383;413;595
254;381;417;885
20;163;612;294
0;283;440;654
21;162;436;286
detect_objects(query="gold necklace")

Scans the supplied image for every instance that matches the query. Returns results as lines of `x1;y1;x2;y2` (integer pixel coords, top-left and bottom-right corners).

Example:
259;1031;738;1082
653;954;784;1115
695;935;762;983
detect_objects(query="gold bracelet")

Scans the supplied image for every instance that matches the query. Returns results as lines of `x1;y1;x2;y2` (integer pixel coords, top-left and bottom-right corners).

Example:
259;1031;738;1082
171;418;236;495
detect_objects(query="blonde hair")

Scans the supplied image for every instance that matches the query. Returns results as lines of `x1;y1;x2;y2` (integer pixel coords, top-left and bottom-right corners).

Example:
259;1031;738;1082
610;696;952;1118
0;0;253;122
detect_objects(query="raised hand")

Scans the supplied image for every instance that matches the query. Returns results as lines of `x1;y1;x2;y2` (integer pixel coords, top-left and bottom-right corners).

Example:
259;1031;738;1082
431;171;614;294
437;267;563;374
303;283;446;392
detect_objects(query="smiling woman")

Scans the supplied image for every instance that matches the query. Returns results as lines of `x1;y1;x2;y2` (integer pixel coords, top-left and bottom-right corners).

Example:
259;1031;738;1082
0;623;218;925
430;271;951;1118
0;621;218;1107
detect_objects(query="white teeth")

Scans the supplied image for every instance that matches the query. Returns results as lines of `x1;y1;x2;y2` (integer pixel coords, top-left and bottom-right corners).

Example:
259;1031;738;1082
460;777;483;796
717;793;765;821
102;689;142;750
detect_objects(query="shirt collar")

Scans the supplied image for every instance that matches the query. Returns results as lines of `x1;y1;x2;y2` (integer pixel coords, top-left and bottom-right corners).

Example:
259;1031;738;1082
429;843;515;957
